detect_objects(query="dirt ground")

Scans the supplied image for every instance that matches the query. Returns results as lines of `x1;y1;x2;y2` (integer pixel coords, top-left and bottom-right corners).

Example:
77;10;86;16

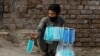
0;37;100;56
0;29;100;56
0;37;42;56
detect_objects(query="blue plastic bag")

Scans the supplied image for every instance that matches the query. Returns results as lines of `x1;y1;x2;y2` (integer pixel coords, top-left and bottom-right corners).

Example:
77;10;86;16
44;27;75;44
56;48;74;56
55;41;75;56
26;39;34;53
63;28;75;44
44;27;64;42
53;27;64;41
44;26;53;42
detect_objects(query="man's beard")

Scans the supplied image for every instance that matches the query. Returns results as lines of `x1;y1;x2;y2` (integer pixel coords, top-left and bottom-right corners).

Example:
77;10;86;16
49;16;58;22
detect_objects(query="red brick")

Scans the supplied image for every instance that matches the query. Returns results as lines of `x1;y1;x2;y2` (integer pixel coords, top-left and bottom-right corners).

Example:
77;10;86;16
96;15;100;19
42;0;54;4
66;19;88;24
92;20;100;24
89;42;95;47
55;0;68;4
30;23;38;29
81;10;93;14
74;42;82;47
94;10;100;14
38;15;45;19
18;6;28;13
92;29;100;33
65;15;70;19
4;5;9;12
3;13;10;18
9;24;16;30
28;0;40;8
81;0;88;5
95;37;100;42
65;24;76;28
29;13;34;18
87;1;99;5
77;5;83;10
13;5;19;12
90;24;100;29
91;34;100;38
68;10;80;14
82;42;89;47
77;38;92;42
82;33;90;38
89;6;96;10
76;33;83;38
77;15;83;19
70;15;77;19
15;0;27;5
82;29;92;33
82;15;95;19
10;13;18;19
43;5;49;10
60;10;67;14
84;6;90;9
42;10;48;15
76;24;90;29
4;0;11;12
95;42;100;47
60;5;70;10
13;18;25;23
82;15;89;19
16;23;23;29
18;13;26;18
84;6;96;10
70;5;77;9
76;29;91;34
4;4;9;13
3;19;13;24
68;0;80;5
90;34;96;42
96;6;100;10
5;0;12;2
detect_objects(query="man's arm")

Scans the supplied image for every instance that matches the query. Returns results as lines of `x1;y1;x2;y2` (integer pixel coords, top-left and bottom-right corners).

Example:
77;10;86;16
36;17;47;36
30;17;47;39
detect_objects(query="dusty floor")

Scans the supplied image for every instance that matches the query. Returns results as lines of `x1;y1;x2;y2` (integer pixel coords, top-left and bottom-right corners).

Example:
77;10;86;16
0;31;100;56
0;37;100;56
74;47;100;56
0;37;42;56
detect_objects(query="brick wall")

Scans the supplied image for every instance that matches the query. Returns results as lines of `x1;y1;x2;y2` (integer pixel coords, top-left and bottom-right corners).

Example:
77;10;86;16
1;0;100;47
0;0;3;29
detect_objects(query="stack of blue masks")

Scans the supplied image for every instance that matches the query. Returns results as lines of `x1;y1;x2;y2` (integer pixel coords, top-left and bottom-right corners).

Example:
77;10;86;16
26;39;34;53
44;27;75;44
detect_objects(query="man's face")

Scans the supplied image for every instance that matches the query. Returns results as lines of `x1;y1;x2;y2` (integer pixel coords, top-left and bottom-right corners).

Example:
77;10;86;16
48;10;57;18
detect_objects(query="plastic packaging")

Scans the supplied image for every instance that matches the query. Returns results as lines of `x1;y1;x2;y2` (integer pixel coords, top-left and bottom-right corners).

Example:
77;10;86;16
44;27;64;42
62;28;75;44
26;39;34;53
44;27;75;44
55;42;75;56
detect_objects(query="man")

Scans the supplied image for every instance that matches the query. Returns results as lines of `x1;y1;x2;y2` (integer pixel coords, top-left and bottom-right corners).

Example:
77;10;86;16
30;4;65;56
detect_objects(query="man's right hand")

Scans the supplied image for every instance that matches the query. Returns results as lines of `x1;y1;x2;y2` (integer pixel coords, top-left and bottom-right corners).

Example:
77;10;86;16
29;32;38;40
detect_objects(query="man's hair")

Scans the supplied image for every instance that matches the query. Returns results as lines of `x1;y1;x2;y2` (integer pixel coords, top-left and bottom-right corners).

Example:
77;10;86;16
48;4;61;14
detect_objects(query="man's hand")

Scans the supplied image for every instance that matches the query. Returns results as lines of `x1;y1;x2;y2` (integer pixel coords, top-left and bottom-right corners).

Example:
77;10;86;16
29;32;38;40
